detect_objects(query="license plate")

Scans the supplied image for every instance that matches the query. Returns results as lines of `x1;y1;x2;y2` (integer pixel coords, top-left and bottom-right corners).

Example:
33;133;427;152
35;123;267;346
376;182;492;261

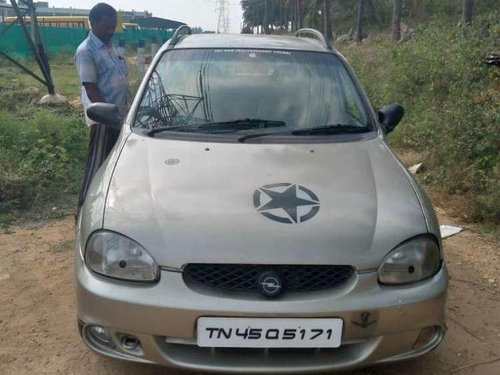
197;318;343;348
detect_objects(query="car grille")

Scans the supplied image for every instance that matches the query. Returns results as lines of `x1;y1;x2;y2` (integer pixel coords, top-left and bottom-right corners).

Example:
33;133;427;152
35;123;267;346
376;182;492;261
183;264;354;295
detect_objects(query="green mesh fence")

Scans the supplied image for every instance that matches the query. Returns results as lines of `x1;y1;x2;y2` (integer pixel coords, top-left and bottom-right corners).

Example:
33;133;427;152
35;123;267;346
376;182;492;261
0;23;173;58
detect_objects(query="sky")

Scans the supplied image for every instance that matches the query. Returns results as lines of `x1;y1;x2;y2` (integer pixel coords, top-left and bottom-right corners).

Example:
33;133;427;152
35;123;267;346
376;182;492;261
46;0;243;33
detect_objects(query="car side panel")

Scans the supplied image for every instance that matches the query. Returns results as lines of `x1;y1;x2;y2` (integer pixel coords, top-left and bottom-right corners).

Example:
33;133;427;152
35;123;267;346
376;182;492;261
77;128;131;259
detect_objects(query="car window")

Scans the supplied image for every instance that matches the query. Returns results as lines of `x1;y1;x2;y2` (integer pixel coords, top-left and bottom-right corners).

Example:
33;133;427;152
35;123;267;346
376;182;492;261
133;48;370;135
337;69;367;125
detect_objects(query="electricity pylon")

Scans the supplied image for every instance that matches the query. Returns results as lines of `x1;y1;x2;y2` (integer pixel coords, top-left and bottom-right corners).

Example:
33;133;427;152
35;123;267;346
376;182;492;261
215;0;230;33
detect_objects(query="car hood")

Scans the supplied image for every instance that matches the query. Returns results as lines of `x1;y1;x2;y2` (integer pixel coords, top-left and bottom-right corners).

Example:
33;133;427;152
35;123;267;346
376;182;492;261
103;134;427;270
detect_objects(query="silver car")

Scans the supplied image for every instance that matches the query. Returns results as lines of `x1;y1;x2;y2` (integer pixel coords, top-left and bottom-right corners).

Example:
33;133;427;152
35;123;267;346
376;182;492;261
76;27;447;373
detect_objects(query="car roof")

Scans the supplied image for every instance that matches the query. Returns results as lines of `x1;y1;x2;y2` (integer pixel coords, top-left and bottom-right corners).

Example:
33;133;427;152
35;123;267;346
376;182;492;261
162;33;334;53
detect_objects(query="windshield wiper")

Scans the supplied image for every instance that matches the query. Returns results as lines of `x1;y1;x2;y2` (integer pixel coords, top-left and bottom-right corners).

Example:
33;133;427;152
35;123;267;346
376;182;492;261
238;130;293;142
146;119;286;137
238;124;370;142
291;124;371;135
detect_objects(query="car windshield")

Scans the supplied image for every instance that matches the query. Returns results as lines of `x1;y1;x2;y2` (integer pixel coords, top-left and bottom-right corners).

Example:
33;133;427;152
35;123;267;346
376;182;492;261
133;48;371;137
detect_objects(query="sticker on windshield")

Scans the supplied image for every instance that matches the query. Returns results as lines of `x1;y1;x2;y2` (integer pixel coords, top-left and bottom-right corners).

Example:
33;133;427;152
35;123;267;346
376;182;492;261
214;49;292;56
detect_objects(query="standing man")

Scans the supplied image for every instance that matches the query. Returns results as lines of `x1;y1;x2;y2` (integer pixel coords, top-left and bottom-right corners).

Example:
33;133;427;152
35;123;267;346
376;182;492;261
75;3;131;209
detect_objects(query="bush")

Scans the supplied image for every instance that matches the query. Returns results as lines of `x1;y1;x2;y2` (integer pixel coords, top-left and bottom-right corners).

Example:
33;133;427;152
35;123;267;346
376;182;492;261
341;15;499;223
0;105;87;212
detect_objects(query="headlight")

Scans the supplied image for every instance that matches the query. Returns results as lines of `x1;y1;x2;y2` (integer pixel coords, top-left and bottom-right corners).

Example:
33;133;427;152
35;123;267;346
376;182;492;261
378;236;441;285
85;231;159;282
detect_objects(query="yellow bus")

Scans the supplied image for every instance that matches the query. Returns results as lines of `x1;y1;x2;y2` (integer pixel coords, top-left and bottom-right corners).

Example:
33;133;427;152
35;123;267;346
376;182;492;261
4;16;91;29
3;16;136;30
123;22;140;30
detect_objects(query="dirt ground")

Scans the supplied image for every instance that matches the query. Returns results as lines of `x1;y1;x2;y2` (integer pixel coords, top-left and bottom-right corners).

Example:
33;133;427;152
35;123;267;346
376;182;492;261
0;211;498;375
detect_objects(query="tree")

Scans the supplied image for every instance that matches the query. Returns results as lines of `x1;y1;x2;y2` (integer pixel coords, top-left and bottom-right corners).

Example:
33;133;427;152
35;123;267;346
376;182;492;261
264;0;269;34
462;0;474;26
295;0;303;30
355;0;365;43
323;0;333;40
303;0;322;31
241;0;333;34
391;0;402;41
367;0;384;25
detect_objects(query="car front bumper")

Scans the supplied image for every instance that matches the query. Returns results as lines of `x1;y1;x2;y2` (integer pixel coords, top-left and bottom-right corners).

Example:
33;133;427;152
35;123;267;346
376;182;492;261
75;255;448;373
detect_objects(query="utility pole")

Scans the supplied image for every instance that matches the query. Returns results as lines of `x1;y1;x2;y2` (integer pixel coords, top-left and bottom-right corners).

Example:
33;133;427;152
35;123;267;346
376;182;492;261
215;0;229;33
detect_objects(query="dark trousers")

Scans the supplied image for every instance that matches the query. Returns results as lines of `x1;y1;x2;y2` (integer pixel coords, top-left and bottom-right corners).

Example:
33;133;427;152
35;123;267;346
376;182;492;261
77;124;119;211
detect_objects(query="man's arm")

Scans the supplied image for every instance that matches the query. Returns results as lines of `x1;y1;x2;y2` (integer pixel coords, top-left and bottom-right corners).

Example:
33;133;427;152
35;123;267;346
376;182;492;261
82;82;106;103
75;49;106;103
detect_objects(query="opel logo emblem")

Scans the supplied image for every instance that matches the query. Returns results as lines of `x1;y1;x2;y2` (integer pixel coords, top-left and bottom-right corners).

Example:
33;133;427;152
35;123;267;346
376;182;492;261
257;271;283;298
253;183;320;224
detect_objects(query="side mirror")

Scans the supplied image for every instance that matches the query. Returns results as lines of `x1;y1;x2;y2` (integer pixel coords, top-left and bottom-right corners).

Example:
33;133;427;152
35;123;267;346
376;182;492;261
86;103;122;130
378;103;404;134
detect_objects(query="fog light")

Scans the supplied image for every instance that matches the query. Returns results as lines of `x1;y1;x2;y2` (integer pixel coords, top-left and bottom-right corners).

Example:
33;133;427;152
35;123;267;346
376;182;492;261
120;334;140;351
90;325;111;343
412;326;438;349
87;325;114;347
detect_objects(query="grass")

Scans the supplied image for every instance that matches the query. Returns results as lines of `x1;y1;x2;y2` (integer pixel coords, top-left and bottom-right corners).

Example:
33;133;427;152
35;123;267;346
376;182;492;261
0;56;87;228
49;239;74;252
340;14;499;224
0;50;143;229
0;20;499;230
